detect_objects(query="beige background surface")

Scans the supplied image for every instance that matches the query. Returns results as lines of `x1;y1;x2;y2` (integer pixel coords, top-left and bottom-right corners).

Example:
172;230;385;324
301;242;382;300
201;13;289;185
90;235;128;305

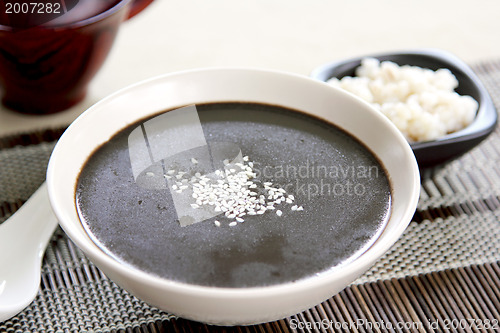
1;0;499;135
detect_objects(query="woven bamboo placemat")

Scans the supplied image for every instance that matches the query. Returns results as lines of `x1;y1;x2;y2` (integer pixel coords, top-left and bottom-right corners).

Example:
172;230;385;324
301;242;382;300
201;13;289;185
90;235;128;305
1;60;500;332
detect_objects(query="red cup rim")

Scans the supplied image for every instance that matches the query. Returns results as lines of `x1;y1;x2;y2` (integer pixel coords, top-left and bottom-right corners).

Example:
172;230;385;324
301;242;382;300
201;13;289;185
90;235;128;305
0;0;132;31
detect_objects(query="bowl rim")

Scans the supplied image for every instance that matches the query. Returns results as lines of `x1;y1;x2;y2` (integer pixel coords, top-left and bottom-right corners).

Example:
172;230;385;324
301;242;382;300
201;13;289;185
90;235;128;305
46;67;420;322
310;48;498;151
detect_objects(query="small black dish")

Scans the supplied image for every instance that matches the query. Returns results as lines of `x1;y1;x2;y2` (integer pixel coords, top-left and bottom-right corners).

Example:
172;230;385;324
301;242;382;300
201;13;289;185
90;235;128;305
311;49;498;168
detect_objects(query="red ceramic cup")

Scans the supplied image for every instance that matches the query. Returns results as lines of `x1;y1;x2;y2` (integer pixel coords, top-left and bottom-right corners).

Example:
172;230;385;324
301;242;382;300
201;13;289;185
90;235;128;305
0;0;153;114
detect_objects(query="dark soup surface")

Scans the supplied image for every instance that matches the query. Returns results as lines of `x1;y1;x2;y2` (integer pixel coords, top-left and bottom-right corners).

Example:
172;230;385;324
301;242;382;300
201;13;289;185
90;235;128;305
76;102;392;288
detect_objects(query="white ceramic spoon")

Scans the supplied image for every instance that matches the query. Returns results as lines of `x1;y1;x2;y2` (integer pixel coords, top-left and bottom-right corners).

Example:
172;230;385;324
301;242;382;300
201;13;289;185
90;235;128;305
0;183;58;322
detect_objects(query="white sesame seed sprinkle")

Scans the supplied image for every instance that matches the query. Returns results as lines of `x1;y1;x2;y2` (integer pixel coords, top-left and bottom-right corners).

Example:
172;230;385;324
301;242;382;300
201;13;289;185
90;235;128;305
167;154;304;226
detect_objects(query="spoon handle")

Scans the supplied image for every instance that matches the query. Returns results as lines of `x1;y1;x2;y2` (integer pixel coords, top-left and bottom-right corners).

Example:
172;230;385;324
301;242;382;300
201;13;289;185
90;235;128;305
0;182;58;322
1;182;58;251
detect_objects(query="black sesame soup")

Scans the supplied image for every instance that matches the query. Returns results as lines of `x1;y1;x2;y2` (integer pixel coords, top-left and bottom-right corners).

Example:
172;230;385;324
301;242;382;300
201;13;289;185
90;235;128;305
76;102;392;288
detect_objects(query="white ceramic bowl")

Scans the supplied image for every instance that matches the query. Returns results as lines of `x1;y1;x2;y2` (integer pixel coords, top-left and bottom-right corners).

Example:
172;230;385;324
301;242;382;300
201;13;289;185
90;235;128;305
47;68;420;325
